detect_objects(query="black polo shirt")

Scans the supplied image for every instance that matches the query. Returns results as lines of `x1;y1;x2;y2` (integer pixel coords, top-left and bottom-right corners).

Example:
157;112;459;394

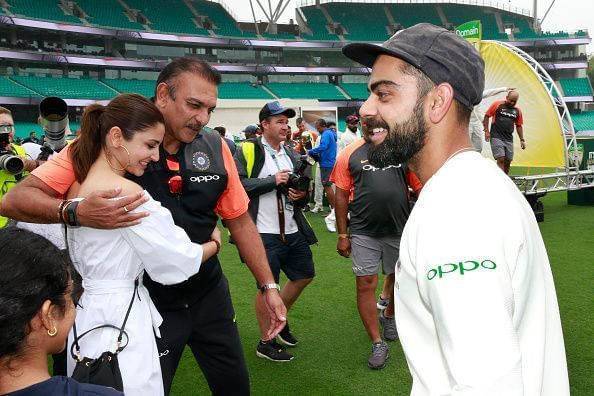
129;129;249;312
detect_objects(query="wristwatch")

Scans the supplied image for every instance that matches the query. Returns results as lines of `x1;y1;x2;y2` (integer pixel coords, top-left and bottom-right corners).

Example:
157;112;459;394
259;283;280;293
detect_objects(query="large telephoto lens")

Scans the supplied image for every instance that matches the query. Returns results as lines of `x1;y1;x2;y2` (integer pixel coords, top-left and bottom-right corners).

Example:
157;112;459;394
39;97;68;151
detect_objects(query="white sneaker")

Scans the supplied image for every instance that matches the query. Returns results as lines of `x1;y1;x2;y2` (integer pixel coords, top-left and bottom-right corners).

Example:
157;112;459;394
324;215;336;232
311;205;323;213
326;209;336;221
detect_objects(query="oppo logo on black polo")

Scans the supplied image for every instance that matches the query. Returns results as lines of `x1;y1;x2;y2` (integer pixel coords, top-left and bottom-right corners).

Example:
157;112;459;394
190;175;220;183
426;260;497;281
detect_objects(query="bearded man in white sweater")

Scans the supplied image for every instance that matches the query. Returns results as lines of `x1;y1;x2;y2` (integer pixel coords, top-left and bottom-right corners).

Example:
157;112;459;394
343;23;569;396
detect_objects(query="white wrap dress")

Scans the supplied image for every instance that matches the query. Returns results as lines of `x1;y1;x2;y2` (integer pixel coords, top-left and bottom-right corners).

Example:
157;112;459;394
66;192;204;396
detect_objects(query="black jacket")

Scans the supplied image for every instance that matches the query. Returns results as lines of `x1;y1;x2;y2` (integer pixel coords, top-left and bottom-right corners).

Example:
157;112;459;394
234;137;317;245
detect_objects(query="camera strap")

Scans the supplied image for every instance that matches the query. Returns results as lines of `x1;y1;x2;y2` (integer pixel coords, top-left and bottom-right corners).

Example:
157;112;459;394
276;189;286;243
263;139;291;243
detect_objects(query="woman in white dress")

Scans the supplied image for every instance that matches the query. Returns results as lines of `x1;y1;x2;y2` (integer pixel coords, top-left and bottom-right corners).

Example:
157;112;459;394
63;94;221;396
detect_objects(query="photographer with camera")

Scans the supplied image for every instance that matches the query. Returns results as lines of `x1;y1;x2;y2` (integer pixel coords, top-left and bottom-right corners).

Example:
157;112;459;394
0;106;38;228
234;101;317;362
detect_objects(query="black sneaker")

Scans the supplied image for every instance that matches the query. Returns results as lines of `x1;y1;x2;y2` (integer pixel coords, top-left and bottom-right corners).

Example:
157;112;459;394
278;322;299;347
256;340;294;362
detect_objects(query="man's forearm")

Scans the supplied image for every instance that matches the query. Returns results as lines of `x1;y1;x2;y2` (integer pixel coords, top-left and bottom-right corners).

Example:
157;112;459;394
335;188;349;235
227;212;275;285
1;175;61;224
516;126;524;140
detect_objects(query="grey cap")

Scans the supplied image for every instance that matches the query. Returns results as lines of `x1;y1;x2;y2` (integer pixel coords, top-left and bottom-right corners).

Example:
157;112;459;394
342;23;485;110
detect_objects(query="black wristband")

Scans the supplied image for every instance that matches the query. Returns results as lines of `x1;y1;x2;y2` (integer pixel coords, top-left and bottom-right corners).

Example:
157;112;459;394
66;200;80;227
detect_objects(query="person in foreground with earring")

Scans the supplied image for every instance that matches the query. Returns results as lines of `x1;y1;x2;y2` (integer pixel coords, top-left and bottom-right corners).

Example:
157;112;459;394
53;94;220;395
0;227;122;395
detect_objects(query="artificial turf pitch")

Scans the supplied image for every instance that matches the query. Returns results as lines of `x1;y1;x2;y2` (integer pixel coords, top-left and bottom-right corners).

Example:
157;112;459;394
169;190;594;395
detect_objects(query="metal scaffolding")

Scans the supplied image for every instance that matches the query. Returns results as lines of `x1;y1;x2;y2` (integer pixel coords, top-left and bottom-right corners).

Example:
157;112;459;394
489;41;594;196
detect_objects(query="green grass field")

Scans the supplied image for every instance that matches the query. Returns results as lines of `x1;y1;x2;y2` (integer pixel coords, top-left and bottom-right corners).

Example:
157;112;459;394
170;191;594;395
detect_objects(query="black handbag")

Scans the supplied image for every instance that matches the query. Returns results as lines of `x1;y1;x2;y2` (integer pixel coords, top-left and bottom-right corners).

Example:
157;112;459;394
69;279;138;392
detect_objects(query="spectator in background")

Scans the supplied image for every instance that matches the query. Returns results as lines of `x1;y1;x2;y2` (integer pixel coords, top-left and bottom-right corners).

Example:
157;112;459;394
484;90;525;174
234;101;317;362
23;131;39;144
243;124;259;140
0;106;39;228
308;118;337;232
214;125;236;155
468;87;513;151
338;115;362;153
0;227;121;396
332;122;421;369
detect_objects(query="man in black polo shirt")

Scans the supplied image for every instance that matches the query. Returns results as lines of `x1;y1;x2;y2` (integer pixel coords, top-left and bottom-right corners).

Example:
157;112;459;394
484;90;526;174
0;58;286;395
331;123;421;369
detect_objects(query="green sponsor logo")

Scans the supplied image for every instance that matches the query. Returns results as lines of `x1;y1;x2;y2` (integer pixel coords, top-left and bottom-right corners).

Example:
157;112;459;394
427;259;497;281
455;20;482;40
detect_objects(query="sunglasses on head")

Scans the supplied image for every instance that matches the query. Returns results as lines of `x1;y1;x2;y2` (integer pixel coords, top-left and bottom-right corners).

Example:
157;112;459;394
165;155;182;195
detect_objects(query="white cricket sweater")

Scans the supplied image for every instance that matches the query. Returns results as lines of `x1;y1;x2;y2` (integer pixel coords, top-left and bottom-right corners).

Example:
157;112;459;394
396;151;569;395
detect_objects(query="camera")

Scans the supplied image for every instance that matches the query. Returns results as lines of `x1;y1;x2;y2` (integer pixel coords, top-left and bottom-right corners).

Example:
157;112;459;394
278;155;315;195
38;96;69;160
0;132;25;175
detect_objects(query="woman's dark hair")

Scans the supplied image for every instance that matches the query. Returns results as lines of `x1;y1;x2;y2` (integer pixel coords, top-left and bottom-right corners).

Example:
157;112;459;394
69;93;165;182
0;227;71;365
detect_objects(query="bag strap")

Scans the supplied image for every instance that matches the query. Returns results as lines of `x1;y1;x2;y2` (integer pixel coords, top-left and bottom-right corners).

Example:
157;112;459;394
71;279;138;361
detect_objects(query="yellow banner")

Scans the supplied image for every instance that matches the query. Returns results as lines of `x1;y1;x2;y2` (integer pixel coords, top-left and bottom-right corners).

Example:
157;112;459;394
480;41;565;167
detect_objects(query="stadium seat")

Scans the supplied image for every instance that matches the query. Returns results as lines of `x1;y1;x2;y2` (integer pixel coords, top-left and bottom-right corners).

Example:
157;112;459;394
340;83;369;100
11;76;118;99
559;78;593;97
388;4;442;28
440;4;507;40
323;3;390;42
192;0;252;38
125;0;209;35
7;0;80;24
101;79;155;98
218;82;275;99
0;76;42;98
300;6;339;41
570;111;594;132
266;82;347;100
76;0;144;30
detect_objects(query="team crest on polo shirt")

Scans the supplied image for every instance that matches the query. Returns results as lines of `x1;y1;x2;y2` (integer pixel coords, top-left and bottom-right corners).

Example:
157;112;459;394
192;151;210;171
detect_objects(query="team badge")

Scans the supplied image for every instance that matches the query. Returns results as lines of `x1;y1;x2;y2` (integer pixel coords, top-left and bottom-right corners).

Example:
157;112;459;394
192;151;210;171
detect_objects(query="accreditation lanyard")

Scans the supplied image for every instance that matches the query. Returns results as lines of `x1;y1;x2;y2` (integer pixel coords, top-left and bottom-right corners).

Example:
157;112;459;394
262;138;293;174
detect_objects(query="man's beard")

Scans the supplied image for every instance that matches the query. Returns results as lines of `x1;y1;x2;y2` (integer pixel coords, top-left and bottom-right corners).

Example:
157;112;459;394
347;125;358;132
367;97;428;168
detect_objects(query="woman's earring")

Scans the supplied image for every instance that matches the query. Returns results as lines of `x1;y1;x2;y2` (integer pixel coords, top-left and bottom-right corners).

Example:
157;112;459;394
47;326;58;337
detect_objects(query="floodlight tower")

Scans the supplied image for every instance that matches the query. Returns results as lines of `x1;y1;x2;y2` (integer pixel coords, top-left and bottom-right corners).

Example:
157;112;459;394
248;0;292;35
